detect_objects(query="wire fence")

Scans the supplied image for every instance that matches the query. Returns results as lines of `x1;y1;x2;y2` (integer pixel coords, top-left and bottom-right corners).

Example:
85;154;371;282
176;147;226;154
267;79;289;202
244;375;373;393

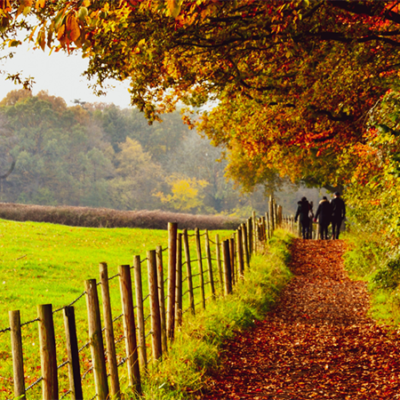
1;211;291;399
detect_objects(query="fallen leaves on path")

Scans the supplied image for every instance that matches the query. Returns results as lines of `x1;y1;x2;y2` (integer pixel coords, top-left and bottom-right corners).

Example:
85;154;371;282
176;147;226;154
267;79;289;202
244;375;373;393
202;240;400;399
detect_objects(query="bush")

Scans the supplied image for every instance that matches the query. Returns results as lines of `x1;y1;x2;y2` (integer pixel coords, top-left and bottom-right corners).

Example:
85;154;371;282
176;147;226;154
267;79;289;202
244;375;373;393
0;202;241;230
373;253;400;289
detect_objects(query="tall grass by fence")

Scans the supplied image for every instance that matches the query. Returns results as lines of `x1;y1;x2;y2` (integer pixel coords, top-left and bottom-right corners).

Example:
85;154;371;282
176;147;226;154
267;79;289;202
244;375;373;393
0;198;297;399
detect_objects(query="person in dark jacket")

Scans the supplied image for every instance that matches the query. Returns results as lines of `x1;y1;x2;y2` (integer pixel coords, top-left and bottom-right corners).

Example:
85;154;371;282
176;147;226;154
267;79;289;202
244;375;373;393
314;196;331;240
295;197;310;239
331;192;346;239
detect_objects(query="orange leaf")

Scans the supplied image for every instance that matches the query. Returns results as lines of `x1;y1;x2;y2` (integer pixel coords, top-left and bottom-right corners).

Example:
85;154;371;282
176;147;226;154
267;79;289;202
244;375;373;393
66;13;80;42
57;24;65;40
167;0;181;18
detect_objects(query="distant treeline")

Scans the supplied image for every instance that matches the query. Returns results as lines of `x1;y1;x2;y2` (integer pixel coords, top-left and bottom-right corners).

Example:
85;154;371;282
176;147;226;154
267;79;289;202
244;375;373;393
0;90;276;216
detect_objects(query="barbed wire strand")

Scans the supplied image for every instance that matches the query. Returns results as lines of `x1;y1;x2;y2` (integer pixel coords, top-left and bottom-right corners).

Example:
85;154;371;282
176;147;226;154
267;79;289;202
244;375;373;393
117;357;128;368
144;314;151;323
21;317;39;327
0;326;10;334
108;273;120;281
113;313;123;323
57;360;69;370
78;341;90;353
142;294;150;303
53;291;87;314
81;366;94;381
25;376;43;392
60;389;72;400
140;258;149;264
115;335;126;345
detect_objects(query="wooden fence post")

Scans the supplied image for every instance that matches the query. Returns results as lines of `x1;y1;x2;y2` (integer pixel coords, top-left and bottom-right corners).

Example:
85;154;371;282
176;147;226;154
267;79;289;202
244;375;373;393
195;228;206;309
148;250;163;360
183;229;195;315
156;246;168;354
37;304;58;400
266;212;271;239
167;222;178;340
262;216;267;250
252;211;257;254
247;218;253;257
133;256;147;370
205;230;216;299
222;240;232;295
269;196;275;233
9;310;25;400
215;234;223;294
242;223;250;269
99;263;120;398
85;280;109;400
237;227;244;278
175;235;183;327
229;237;235;286
274;203;278;228
118;266;141;394
277;205;282;227
63;306;83;400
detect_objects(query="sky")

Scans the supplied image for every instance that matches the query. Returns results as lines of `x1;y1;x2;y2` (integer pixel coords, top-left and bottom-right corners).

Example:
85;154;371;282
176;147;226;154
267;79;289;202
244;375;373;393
0;41;133;108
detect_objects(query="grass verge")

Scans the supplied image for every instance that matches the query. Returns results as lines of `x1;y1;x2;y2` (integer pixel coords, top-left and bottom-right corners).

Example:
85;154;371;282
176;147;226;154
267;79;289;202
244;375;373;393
140;229;293;399
343;230;400;325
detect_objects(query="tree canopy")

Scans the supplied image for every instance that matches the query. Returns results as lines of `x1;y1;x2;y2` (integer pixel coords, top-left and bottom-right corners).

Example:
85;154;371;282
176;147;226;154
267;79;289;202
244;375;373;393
2;1;400;188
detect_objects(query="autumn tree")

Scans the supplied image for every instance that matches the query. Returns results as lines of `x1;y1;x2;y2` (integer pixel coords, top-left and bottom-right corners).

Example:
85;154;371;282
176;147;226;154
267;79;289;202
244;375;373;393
1;0;399;190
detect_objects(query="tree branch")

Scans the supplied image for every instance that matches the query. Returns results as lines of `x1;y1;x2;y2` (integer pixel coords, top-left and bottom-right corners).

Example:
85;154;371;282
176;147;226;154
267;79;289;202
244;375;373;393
0;157;15;180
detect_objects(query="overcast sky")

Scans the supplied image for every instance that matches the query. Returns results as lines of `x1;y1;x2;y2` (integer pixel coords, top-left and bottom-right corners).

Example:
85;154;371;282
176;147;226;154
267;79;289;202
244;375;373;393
0;41;133;108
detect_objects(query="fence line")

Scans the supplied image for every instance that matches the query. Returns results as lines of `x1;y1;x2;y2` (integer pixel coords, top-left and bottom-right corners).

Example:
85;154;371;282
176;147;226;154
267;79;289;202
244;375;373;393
3;200;296;400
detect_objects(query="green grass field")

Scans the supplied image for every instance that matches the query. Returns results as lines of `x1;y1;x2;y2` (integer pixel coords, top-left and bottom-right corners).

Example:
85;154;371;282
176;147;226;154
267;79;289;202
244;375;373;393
0;218;233;398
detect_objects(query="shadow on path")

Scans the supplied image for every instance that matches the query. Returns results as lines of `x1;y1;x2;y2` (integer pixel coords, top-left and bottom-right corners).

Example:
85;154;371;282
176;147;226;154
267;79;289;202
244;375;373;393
203;239;400;399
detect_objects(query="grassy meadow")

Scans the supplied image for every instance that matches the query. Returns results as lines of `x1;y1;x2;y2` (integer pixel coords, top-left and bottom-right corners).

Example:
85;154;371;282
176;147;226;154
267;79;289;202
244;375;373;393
0;218;233;398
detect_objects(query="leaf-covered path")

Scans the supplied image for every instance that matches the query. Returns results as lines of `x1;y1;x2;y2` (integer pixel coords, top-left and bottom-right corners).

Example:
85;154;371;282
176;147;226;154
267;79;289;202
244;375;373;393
203;239;400;399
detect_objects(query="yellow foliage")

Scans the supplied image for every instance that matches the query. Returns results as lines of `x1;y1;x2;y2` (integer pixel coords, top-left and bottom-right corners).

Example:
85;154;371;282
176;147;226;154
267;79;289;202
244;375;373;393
154;175;208;212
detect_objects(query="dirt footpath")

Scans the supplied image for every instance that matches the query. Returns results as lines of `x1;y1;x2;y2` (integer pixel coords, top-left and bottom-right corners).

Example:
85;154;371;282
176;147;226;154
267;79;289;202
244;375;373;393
203;240;400;399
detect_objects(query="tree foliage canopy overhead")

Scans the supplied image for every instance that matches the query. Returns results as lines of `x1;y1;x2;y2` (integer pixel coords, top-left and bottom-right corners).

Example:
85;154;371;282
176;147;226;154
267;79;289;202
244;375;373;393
2;0;400;188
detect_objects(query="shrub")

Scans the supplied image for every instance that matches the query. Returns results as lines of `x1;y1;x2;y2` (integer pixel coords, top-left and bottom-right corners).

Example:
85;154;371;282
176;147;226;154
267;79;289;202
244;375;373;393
0;202;241;230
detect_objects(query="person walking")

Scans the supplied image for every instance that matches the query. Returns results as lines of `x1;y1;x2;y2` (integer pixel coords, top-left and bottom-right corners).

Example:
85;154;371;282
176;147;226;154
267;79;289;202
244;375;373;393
308;201;314;239
331;192;346;239
314;196;331;240
295;197;310;239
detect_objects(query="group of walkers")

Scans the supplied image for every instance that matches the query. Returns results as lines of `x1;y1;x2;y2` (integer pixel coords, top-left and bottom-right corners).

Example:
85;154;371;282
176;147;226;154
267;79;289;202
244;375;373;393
294;192;346;240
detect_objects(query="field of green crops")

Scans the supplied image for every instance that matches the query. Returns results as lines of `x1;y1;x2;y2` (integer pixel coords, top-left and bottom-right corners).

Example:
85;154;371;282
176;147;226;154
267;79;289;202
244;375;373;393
0;218;232;398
